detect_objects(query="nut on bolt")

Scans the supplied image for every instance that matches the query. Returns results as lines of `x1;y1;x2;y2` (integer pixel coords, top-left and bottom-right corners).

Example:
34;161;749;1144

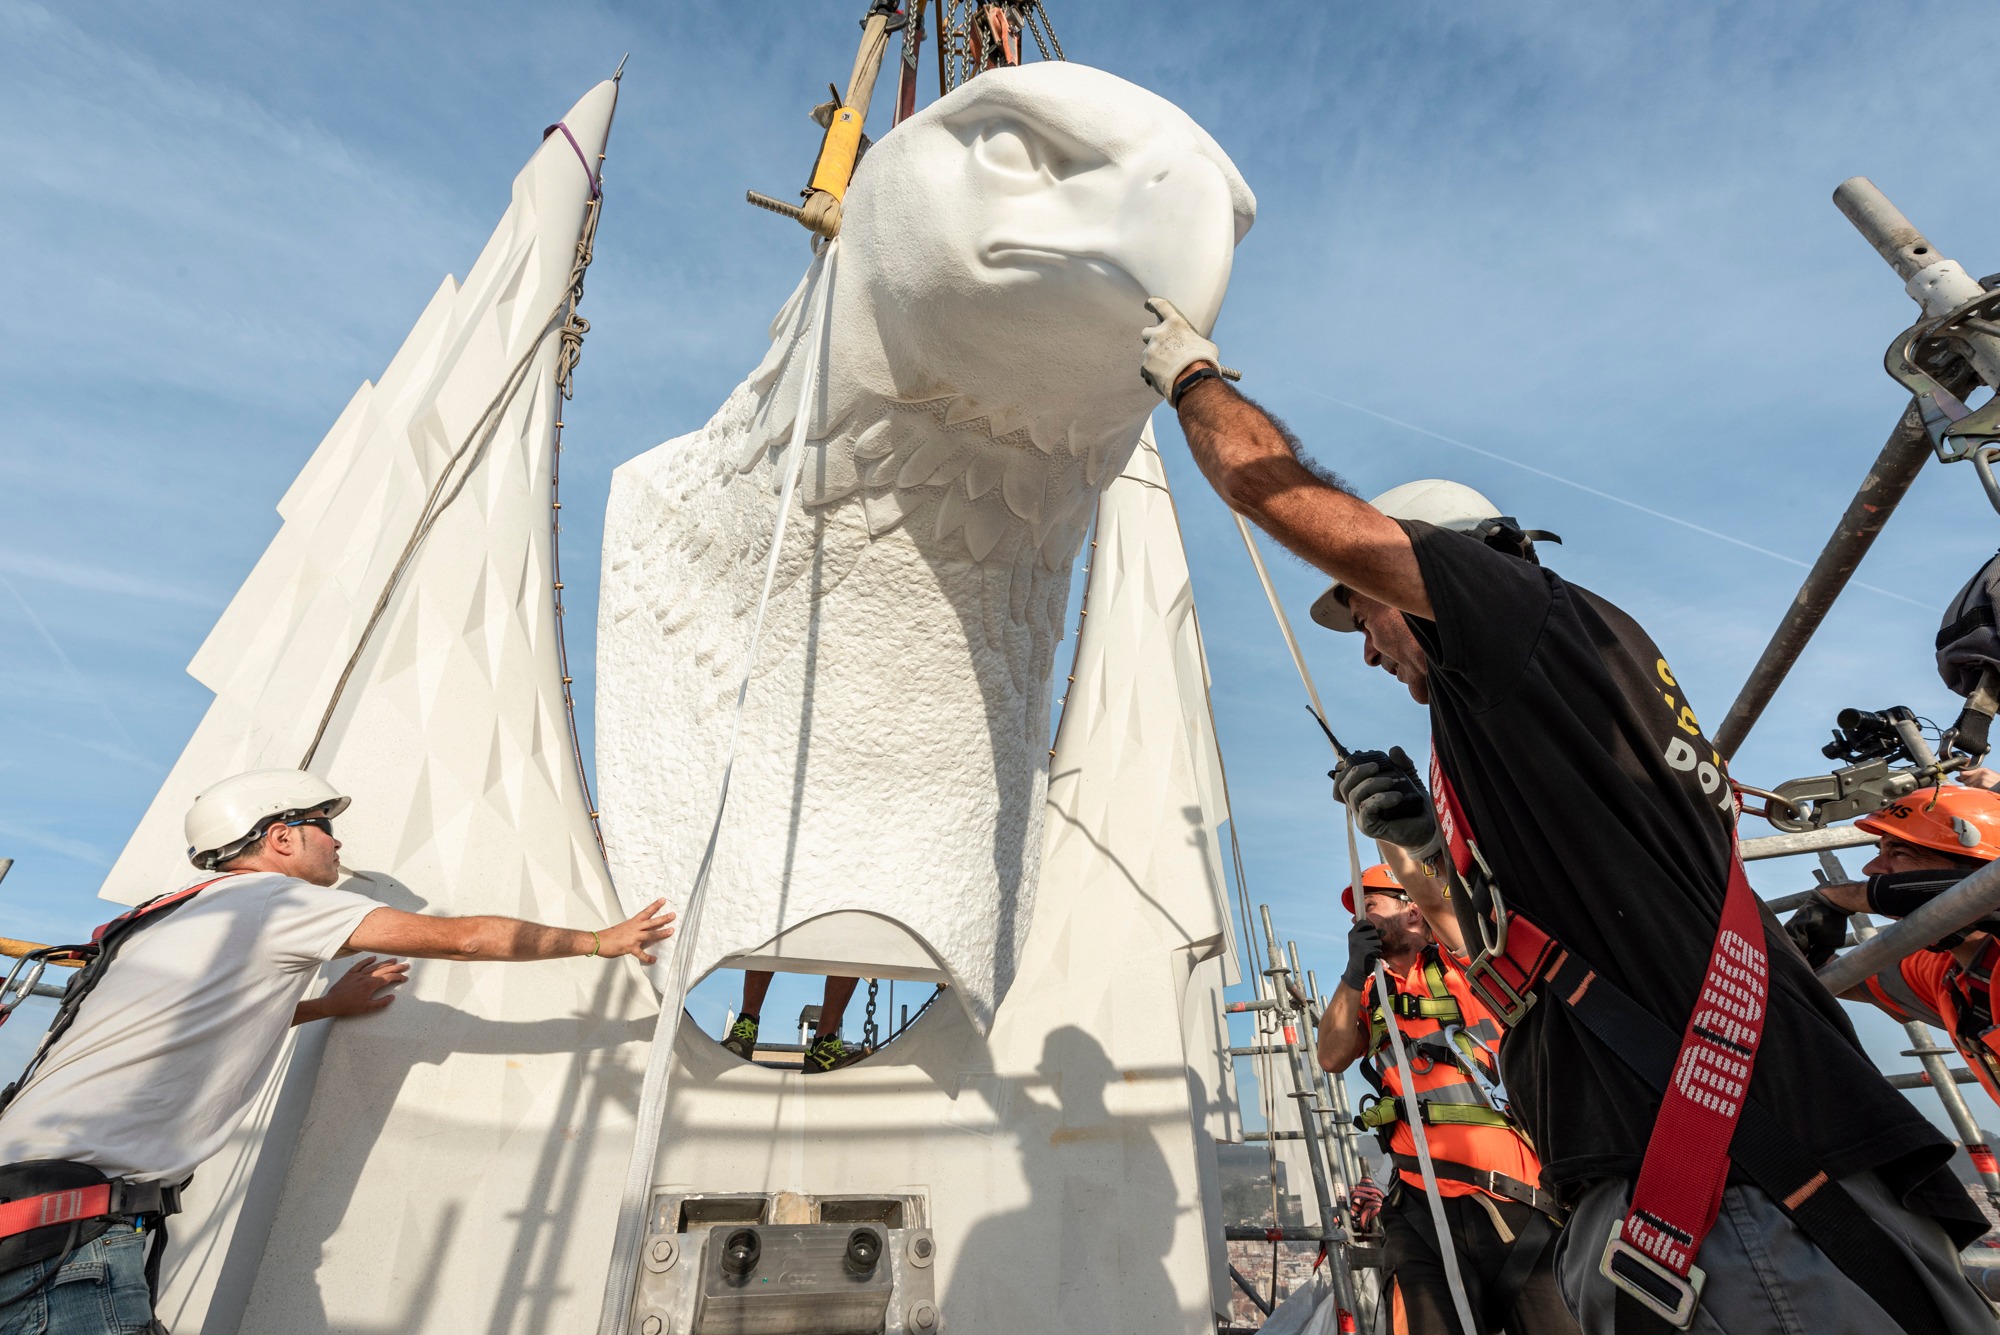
639;1316;665;1335
907;1232;935;1268
907;1301;939;1332
651;1238;677;1268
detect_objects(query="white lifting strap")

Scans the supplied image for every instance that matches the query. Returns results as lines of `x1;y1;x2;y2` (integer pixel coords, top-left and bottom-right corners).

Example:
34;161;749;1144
594;239;841;1335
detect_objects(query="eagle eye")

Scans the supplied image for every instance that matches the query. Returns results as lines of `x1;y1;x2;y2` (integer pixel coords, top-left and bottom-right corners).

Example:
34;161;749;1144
970;121;1046;181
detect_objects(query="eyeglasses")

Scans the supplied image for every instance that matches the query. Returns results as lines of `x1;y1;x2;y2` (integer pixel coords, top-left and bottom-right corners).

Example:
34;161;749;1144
281;816;334;837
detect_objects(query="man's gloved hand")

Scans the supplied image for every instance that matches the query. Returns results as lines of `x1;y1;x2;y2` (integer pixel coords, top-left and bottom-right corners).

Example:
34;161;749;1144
1349;1177;1385;1234
1784;893;1851;970
1140;297;1220;403
1341;917;1385;992
1333;746;1443;858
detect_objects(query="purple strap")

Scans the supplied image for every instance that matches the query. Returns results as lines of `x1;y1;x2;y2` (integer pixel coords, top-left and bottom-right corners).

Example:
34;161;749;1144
541;120;601;199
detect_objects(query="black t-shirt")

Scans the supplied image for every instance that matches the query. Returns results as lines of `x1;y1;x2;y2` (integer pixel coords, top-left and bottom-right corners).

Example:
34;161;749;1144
1404;520;1983;1240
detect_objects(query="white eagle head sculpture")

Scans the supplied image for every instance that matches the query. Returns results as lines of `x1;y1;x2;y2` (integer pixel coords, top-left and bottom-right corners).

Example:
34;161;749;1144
598;62;1253;1031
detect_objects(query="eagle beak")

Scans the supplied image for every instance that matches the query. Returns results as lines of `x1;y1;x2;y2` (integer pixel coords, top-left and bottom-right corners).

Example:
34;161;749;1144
1102;153;1240;337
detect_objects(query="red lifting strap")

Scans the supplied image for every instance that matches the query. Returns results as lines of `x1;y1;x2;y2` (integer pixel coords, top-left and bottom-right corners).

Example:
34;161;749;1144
1609;849;1765;1312
0;1183;111;1241
1433;756;1764;1324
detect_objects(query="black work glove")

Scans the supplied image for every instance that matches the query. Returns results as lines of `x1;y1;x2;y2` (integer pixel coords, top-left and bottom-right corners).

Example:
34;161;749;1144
1784;893;1851;969
1341;917;1385;992
1332;746;1442;857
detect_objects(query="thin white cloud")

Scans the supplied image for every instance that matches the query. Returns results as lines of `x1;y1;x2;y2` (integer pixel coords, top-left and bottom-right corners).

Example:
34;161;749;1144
0;548;220;608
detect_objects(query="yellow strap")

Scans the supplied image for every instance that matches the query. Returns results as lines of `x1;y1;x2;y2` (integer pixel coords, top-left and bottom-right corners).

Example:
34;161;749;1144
1358;1095;1515;1132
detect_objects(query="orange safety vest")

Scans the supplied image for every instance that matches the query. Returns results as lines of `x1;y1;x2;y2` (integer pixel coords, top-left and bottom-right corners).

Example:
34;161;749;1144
1865;938;2000;1112
1358;945;1548;1208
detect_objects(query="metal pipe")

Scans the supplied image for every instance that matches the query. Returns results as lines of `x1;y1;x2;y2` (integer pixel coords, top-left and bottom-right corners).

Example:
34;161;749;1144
1835;177;2000;408
1816;856;2000;993
1229;1264;1275;1317
1762;884;1864;916
1307;967;1372;1195
1713;403;1932;760
1833;177;1952;282
1885;1068;1977;1089
1291;943;1359;1216
1259;904;1356;1318
1740;826;1878;861
1224;1226;1332;1242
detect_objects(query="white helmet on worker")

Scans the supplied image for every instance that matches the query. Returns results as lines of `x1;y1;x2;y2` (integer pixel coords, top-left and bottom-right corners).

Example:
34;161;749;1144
185;769;351;869
1309;479;1559;632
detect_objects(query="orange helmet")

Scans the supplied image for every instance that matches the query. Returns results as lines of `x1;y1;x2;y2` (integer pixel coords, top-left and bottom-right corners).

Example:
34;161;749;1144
1856;785;2000;863
1341;864;1407;915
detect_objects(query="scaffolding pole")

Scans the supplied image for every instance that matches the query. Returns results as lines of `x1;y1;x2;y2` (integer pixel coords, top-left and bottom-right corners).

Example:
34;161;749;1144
1257;904;1357;1319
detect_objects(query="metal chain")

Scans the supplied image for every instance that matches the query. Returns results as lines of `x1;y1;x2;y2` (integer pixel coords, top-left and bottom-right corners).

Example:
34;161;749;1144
936;1;1062;94
1023;2;1063;61
864;977;880;1048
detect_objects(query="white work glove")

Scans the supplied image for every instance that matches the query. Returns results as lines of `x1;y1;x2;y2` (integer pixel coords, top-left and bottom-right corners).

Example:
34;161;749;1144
1140;297;1220;403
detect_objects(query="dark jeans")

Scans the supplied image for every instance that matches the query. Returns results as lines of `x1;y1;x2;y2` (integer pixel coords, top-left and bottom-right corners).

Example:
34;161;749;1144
1554;1173;1998;1335
0;1224;157;1335
1383;1185;1581;1334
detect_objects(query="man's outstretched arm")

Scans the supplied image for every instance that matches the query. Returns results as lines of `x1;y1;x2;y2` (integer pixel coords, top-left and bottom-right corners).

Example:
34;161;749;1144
1176;376;1431;621
1140;297;1430;620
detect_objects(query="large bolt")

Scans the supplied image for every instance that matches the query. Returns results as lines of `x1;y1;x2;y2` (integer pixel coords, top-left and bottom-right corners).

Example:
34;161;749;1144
650;1238;677;1268
907;1233;935;1268
907;1300;939;1332
640;1316;664;1335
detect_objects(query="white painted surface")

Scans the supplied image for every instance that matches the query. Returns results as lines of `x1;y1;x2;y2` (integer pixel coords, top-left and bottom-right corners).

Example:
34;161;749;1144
641;432;1245;1333
597;63;1255;1031
110;80;646;1334
96;63;1258;1334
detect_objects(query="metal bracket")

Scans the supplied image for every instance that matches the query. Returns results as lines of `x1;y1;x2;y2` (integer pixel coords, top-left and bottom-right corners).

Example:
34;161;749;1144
1883;286;2000;462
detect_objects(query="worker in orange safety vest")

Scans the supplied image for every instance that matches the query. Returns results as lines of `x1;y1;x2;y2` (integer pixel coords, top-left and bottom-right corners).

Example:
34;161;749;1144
1319;849;1578;1335
1788;785;2000;1134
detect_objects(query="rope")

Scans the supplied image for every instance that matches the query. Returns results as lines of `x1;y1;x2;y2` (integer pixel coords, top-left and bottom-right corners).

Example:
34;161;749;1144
552;190;607;857
1227;509;1474;1333
300;121;607;773
594;238;841;1335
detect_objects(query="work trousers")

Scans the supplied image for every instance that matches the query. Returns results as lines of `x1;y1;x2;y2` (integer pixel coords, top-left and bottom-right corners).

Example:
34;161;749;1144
0;1224;160;1335
1382;1185;1580;1334
1554;1173;1999;1334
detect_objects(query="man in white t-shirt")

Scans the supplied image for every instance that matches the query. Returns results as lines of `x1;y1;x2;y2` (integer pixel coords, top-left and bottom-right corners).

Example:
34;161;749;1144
0;769;674;1333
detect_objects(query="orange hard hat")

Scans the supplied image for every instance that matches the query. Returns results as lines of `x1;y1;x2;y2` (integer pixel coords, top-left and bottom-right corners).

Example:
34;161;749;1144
1341;864;1407;915
1856;785;2000;863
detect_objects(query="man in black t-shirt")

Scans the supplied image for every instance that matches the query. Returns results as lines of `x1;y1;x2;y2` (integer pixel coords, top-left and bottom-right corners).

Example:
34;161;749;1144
1139;300;1996;1333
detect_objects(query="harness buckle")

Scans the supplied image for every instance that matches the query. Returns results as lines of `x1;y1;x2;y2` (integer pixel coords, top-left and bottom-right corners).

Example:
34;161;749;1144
1462;951;1535;1027
1600;1219;1704;1329
1459;872;1539;1026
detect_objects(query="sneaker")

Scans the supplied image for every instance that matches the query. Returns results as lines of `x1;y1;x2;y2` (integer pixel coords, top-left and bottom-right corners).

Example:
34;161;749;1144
722;1014;759;1061
803;1033;865;1073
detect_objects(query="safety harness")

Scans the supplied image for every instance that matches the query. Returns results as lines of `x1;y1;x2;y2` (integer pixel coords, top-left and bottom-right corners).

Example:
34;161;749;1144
0;875;233;1292
1431;757;1951;1333
1357;942;1566;1329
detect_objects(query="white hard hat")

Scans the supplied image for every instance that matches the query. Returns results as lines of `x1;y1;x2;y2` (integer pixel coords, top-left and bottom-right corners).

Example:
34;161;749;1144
185;769;350;869
1309;480;1556;632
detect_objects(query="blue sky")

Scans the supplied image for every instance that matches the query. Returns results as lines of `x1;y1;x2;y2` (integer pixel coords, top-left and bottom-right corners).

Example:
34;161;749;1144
6;0;2000;1129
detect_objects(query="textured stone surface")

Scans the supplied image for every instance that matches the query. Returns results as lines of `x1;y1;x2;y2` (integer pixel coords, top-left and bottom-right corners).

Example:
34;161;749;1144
643;432;1247;1334
100;80;648;1335
597;63;1254;1029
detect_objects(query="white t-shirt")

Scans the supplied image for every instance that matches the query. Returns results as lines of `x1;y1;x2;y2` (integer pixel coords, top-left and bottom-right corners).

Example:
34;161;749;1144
0;871;379;1183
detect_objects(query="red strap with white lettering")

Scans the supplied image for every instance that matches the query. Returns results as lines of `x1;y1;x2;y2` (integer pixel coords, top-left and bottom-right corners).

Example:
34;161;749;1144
0;1183;111;1240
1621;849;1766;1277
1430;749;1767;1281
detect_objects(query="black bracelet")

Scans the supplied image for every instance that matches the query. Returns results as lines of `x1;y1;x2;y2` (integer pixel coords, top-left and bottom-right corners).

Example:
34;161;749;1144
1171;366;1225;408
